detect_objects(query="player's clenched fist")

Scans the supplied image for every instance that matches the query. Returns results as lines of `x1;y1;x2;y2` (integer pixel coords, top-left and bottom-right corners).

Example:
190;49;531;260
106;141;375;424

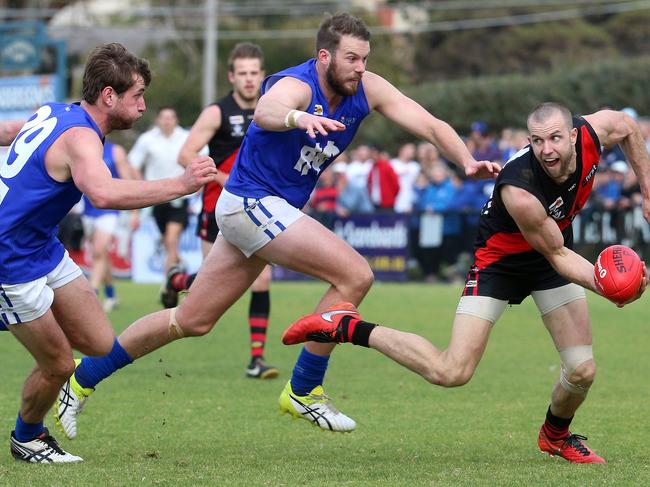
182;155;219;193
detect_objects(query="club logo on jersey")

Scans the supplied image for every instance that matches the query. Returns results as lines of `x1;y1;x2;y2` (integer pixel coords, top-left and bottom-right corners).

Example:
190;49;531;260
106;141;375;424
229;115;245;137
314;104;323;116
582;164;597;187
548;196;565;220
294;140;341;176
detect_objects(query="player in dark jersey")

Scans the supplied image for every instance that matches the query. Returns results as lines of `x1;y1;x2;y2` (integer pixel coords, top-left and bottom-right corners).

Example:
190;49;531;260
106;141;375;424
167;43;279;379
0;43;217;463
284;103;650;462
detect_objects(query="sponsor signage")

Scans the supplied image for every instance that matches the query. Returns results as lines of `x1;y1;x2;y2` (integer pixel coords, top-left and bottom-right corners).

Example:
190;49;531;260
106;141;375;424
272;213;409;281
0;74;62;120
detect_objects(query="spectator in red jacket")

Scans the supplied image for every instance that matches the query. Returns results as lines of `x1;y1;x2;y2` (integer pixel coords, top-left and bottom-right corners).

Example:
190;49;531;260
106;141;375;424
367;146;400;211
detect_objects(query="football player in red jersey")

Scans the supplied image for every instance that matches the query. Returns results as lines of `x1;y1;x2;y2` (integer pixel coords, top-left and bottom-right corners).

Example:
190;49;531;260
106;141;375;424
163;43;279;379
284;102;650;463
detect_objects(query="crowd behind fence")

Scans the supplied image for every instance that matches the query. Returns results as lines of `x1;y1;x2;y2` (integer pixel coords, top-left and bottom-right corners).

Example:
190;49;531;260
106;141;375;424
45;113;650;283
306;115;650;282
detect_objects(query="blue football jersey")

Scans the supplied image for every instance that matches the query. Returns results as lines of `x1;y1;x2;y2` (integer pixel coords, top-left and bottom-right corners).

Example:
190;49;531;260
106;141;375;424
226;58;370;208
0;103;103;284
83;141;120;218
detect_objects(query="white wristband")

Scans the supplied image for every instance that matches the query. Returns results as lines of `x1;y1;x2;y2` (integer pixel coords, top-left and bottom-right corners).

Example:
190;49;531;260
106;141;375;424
284;109;307;129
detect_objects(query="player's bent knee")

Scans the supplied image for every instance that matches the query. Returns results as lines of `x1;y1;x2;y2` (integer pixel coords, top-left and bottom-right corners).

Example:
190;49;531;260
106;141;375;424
559;345;595;395
346;263;374;295
168;307;186;338
45;357;76;383
569;360;596;387
170;307;213;338
359;265;375;291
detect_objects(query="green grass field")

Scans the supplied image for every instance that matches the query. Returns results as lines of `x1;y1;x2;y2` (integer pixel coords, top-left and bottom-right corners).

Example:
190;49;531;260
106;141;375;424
0;281;648;486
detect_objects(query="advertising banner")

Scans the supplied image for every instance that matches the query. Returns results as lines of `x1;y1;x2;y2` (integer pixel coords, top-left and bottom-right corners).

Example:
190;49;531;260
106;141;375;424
272;213;409;282
131;214;203;284
0;74;62;120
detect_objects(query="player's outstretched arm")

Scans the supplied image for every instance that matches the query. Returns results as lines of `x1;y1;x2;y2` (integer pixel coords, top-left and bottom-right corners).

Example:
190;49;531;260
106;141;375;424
253;76;345;138
64;128;218;209
584;109;650;224
363;71;500;179
501;185;599;293
178;104;221;167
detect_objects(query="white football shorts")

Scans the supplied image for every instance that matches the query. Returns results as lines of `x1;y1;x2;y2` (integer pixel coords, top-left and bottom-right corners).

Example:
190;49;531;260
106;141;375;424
82;213;118;236
216;189;305;257
0;251;83;327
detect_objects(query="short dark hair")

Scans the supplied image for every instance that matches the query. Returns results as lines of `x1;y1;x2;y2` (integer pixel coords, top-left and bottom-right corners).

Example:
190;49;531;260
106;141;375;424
82;43;151;104
527;102;573;131
228;42;264;72
316;12;371;54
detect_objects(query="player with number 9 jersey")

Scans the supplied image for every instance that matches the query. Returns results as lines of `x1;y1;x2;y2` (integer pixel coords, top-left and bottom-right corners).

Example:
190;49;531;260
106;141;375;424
0;43;218;464
0;103;102;284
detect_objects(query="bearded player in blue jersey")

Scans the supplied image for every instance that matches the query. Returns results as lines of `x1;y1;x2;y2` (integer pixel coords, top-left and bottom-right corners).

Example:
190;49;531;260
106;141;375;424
0;43;217;463
59;13;498;437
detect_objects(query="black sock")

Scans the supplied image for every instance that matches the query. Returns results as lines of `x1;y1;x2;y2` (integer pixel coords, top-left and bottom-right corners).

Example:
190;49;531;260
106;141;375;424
339;316;377;347
543;406;573;440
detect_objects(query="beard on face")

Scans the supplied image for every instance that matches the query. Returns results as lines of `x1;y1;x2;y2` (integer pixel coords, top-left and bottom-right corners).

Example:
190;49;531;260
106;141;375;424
535;144;575;178
326;57;359;97
107;107;138;131
236;86;258;103
558;146;576;174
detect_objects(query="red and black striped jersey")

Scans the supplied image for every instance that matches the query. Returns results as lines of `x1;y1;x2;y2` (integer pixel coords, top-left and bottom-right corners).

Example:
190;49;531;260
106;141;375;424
473;116;601;273
203;91;255;213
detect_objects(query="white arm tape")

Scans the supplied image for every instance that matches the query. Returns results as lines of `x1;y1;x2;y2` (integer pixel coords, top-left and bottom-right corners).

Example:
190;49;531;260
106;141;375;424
284;109;308;128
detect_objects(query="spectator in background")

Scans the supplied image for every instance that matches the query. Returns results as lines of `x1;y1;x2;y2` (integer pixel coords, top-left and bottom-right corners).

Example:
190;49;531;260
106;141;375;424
417;141;449;176
411;143;448;271
414;162;458;282
390;142;421;214
501;128;529;161
346;144;373;189
129;107;191;273
367;145;400;211
82;141;139;312
620;160;643;210
334;153;374;217
467;120;502;162
310;165;338;229
455;177;494;256
594;161;627;211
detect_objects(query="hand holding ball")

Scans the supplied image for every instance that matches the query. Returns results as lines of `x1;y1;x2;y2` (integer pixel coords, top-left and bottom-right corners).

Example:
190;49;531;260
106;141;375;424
594;245;645;305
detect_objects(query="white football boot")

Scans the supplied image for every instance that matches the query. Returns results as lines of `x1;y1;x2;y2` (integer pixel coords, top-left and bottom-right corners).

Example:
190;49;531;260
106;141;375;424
279;381;356;432
54;359;93;439
10;428;83;463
